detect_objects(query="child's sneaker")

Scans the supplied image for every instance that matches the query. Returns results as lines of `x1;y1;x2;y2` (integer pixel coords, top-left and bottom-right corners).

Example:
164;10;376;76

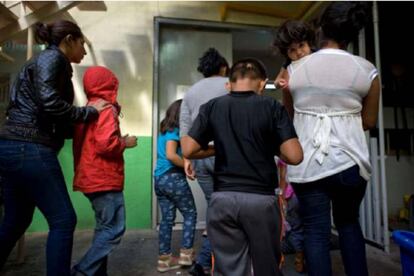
178;248;194;266
157;254;180;273
294;251;305;273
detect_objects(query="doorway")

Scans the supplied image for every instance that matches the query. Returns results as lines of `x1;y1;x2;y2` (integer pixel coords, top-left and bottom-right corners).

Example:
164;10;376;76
153;17;280;228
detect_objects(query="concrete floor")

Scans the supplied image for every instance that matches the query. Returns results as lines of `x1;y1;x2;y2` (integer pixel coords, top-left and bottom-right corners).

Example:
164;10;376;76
1;230;402;276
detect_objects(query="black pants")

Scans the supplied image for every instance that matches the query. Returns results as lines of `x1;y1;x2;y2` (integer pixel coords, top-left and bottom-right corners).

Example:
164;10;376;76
208;191;283;276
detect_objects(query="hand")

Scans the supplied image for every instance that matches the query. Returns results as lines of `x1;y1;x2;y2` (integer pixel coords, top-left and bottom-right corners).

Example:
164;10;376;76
184;158;196;180
123;134;137;148
88;99;110;113
274;78;289;90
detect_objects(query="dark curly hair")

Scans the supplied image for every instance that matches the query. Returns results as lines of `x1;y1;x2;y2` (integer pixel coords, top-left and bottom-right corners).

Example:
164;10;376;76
160;99;182;134
197;48;229;78
320;1;370;48
273;20;315;58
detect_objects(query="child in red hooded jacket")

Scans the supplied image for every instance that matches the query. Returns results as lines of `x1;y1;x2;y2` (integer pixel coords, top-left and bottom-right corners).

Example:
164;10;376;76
71;66;137;276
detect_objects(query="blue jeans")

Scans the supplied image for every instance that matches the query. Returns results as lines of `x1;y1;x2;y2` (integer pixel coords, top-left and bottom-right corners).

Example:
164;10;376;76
0;140;76;276
193;157;214;268
155;170;197;255
292;165;368;276
73;191;125;276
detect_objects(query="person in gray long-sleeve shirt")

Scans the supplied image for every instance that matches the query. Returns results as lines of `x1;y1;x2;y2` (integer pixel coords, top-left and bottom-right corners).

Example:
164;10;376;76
179;77;228;137
179;48;229;276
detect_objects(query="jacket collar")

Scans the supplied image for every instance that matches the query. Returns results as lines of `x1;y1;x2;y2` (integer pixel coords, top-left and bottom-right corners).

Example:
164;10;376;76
47;45;73;74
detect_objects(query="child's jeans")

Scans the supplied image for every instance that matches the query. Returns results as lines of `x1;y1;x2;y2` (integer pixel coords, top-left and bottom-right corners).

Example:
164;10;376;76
154;170;197;255
72;191;125;276
286;194;304;252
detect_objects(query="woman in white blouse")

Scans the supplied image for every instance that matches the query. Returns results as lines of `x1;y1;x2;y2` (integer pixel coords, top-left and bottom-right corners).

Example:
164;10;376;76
283;2;380;276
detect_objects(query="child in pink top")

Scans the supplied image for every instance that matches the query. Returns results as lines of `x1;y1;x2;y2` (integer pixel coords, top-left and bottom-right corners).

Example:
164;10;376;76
277;159;305;273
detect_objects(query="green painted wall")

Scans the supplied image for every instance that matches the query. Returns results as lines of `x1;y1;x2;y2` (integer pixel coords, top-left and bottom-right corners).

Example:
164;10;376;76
27;136;153;232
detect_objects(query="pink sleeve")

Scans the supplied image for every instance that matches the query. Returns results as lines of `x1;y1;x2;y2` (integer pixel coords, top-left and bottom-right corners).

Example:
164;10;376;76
277;159;287;167
284;184;295;199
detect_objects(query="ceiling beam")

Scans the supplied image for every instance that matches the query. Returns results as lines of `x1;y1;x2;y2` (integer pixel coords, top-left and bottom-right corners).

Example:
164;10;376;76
221;3;292;21
300;1;328;21
0;2;19;21
77;1;107;11
294;2;316;19
0;1;80;45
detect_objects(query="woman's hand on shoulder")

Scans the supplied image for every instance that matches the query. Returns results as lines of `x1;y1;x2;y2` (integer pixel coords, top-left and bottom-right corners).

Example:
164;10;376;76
88;99;110;113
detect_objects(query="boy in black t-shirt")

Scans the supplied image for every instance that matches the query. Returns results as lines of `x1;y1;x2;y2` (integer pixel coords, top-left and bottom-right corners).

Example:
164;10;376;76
182;58;303;276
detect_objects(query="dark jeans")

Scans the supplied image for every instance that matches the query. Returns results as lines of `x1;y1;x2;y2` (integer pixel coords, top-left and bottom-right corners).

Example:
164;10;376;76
208;191;283;276
193;157;215;269
73;191;125;276
292;165;368;276
285;194;304;252
0;139;76;276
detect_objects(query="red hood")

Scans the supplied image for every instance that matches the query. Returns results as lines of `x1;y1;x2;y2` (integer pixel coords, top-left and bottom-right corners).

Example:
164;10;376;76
83;66;119;107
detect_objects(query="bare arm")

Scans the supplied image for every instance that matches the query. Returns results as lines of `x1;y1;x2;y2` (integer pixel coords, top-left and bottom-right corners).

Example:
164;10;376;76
279;138;303;165
278;163;287;191
274;67;289;90
181;136;215;160
166;140;184;168
361;76;380;130
277;68;294;119
282;88;294;119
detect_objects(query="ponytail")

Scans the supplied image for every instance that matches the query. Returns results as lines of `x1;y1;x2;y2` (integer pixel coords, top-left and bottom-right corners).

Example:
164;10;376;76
34;22;51;44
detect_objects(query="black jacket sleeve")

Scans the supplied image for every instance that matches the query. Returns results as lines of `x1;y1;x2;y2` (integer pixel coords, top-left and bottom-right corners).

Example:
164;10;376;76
34;52;98;122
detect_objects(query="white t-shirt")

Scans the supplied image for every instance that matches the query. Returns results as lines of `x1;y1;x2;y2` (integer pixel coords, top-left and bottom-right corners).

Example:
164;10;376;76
287;48;378;183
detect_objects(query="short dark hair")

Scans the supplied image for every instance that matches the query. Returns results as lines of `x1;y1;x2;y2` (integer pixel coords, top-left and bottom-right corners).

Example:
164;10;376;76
197;48;229;78
229;58;267;82
34;20;83;46
160;99;182;134
320;2;370;47
273;20;315;58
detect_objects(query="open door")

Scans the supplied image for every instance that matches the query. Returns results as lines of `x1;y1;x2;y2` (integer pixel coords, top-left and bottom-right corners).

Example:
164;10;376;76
152;17;279;229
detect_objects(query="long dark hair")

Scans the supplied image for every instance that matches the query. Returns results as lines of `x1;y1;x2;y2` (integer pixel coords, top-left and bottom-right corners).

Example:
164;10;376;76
34;20;83;46
319;2;370;48
160;99;182;134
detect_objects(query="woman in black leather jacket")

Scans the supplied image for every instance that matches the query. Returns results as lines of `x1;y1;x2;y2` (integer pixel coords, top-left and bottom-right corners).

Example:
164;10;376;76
0;20;108;276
